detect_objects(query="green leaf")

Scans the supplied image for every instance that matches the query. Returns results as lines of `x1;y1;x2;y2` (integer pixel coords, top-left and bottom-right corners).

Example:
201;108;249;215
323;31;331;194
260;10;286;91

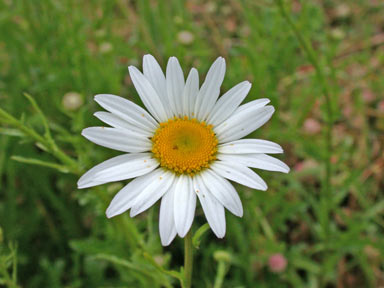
192;223;210;249
11;156;70;173
0;128;24;137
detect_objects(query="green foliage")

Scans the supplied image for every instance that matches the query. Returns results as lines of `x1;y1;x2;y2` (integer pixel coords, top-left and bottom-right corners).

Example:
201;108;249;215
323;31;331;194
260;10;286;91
0;0;383;287
0;232;19;288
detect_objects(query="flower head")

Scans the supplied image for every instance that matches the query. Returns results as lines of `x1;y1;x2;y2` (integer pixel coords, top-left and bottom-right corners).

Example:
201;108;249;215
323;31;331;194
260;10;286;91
268;253;287;273
78;55;289;246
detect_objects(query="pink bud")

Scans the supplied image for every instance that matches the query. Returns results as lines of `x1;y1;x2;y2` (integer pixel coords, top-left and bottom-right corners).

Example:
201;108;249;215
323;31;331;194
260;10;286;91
268;253;287;273
378;100;384;112
362;89;375;103
303;118;321;135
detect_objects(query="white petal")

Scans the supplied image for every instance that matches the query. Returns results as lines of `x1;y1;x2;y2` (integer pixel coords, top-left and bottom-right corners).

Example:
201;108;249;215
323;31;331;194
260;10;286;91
193;175;226;238
211;161;267;191
215;105;275;143
130;170;175;217
129;66;170;122
159;187;177;246
218;153;290;173
166;57;185;117
143;55;167;102
106;169;160;218
199;169;243;217
174;175;196;237
218;139;283;154
182;68;199;118
194;57;226;120
234;98;271;114
94;111;153;137
207;81;254;126
78;153;158;189
94;94;157;132
81;127;152;153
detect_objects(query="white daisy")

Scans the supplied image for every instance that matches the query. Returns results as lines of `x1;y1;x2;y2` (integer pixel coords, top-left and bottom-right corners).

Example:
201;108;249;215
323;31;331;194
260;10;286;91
78;54;289;246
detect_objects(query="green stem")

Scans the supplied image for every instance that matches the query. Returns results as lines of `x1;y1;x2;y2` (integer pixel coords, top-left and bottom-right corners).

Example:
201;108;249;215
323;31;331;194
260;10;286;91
11;156;72;173
274;0;333;234
213;261;226;288
0;107;80;174
183;230;193;288
192;223;210;248
255;207;275;241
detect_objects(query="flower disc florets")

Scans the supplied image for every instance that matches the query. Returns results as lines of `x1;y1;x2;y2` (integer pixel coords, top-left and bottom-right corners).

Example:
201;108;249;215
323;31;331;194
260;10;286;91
151;116;218;175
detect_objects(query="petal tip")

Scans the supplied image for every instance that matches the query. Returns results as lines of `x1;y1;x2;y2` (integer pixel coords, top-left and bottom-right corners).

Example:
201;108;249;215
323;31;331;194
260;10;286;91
232;209;243;218
77;181;90;189
160;237;174;246
261;186;268;191
160;241;169;247
105;209;114;219
80;128;88;137
236;208;244;217
94;94;104;103
77;175;98;189
215;57;226;67
212;226;226;238
268;105;275;113
77;182;85;189
143;53;154;59
179;230;188;238
168;56;178;63
130;208;139;218
128;65;137;73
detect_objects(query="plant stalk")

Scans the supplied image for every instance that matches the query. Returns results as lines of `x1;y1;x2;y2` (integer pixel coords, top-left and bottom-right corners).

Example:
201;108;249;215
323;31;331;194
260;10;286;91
183;230;193;288
274;0;333;235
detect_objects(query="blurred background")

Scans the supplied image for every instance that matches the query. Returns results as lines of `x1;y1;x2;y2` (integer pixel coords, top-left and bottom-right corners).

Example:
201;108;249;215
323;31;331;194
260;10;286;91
0;0;383;287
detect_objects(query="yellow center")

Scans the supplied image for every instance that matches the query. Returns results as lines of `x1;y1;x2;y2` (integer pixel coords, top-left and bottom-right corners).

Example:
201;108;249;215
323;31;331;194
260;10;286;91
151;116;218;175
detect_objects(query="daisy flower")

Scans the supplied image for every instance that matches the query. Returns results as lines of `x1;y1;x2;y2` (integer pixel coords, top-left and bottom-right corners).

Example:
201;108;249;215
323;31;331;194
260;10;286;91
78;55;289;246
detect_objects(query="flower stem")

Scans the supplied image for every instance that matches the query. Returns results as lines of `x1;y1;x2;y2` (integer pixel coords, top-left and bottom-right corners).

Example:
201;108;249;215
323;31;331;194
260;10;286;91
213;261;226;288
274;0;333;235
0;106;80;174
183;230;193;288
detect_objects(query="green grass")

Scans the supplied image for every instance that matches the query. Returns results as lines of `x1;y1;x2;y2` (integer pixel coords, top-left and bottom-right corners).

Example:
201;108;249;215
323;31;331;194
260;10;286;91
1;0;383;287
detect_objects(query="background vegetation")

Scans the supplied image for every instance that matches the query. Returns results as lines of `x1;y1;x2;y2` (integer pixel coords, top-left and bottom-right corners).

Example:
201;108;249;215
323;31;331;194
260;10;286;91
0;0;383;287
